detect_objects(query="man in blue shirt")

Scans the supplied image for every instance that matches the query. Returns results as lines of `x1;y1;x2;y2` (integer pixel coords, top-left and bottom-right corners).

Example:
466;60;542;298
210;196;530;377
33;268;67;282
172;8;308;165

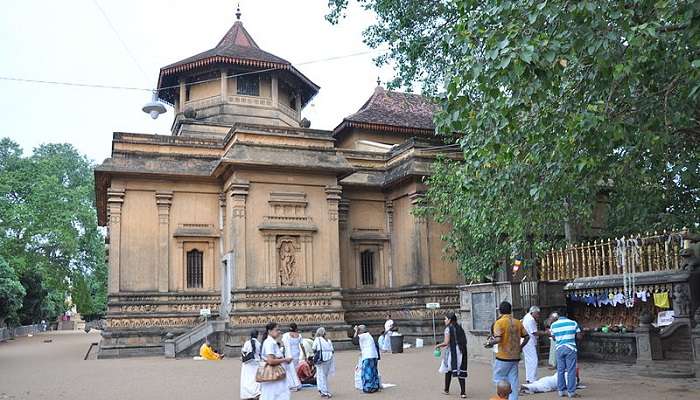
549;312;582;398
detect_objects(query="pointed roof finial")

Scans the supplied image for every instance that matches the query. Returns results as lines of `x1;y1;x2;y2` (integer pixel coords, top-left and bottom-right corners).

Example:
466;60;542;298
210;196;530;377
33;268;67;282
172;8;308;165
376;76;381;86
235;3;242;20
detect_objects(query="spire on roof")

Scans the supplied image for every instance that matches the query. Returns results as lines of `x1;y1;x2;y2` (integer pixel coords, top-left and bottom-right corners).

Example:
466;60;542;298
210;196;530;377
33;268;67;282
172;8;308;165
235;3;241;20
376;76;381;86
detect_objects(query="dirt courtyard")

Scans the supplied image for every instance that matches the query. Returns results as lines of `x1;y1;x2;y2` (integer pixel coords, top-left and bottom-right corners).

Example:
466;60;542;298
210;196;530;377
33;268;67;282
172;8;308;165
0;331;698;400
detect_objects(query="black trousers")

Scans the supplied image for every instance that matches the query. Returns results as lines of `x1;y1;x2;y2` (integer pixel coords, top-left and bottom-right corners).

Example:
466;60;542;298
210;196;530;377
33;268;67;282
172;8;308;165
444;372;466;395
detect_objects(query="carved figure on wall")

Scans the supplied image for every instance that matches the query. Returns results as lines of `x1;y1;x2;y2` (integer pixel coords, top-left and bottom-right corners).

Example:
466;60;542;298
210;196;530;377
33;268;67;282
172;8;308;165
279;240;297;286
672;284;691;318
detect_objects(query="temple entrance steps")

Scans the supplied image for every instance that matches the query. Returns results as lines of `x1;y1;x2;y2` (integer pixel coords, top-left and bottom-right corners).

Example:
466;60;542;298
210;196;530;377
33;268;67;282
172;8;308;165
164;319;227;358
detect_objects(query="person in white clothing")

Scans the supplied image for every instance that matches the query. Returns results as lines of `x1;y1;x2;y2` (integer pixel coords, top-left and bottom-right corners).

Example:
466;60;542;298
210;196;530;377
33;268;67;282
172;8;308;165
312;327;336;398
240;329;262;400
352;325;381;393
379;314;394;352
522;306;545;383
281;323;303;391
260;322;293;400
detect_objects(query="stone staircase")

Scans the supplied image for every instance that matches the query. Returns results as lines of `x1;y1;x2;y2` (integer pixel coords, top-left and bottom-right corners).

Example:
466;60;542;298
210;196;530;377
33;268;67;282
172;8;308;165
164;319;227;358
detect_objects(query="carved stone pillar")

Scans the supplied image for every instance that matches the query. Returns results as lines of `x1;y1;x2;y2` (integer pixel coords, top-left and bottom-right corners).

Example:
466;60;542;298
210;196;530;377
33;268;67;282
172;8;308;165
325;185;342;287
155;191;173;293
385;200;395;288
409;192;430;285
229;183;249;289
107;189;125;294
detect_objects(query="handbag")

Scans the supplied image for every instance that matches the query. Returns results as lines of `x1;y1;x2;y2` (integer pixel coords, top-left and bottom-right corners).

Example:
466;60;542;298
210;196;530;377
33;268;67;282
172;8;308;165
255;362;286;382
313;349;323;364
241;351;255;363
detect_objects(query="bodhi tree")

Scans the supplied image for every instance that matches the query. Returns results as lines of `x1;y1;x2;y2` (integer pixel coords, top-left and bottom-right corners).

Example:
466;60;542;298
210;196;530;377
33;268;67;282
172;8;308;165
328;1;700;279
0;138;107;323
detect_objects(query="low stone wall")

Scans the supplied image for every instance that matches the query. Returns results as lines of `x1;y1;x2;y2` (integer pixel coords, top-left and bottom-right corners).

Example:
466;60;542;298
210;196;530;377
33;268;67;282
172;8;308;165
579;332;637;363
0;324;39;342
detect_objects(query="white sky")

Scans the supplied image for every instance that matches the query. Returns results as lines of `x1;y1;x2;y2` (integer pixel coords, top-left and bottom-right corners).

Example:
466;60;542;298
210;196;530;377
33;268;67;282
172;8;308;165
0;0;393;162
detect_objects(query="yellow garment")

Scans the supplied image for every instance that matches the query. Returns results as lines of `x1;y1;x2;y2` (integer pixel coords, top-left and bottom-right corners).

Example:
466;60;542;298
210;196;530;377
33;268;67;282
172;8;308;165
493;314;528;361
199;343;222;360
653;292;670;309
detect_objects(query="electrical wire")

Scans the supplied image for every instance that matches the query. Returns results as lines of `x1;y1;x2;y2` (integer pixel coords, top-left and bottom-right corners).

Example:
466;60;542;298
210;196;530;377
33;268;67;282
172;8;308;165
91;0;149;82
0;48;386;93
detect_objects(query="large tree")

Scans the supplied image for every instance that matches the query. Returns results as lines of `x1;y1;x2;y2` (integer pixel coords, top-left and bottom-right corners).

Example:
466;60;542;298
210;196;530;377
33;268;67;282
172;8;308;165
328;1;700;279
0;138;106;322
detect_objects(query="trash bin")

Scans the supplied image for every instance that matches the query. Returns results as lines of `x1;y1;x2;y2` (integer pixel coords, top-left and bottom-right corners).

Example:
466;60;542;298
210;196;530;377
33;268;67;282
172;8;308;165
390;334;404;353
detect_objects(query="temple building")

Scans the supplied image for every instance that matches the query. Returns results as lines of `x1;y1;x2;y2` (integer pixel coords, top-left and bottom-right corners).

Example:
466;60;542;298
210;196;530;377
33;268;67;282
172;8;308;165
94;10;461;358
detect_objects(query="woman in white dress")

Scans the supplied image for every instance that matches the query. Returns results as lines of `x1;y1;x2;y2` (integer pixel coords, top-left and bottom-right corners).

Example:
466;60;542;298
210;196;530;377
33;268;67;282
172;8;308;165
281;323;302;391
261;322;293;400
435;312;468;398
240;330;262;399
312;327;335;398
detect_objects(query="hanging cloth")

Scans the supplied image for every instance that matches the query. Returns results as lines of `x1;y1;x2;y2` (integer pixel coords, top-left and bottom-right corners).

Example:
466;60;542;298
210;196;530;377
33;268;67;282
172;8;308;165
653;292;670;309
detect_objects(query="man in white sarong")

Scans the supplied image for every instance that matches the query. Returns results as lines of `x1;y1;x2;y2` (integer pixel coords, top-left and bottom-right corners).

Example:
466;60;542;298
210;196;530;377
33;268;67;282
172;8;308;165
521;306;543;383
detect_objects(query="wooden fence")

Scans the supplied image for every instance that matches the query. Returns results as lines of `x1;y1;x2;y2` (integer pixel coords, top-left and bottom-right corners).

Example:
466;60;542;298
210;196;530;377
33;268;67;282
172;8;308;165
538;229;689;281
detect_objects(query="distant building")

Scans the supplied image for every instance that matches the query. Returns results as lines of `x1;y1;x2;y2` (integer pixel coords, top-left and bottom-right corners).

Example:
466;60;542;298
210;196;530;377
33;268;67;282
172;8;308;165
94;9;461;357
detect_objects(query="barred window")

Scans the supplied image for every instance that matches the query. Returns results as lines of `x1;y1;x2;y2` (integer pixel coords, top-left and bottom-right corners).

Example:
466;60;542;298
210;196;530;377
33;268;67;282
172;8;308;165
360;250;375;286
187;249;203;289
237;75;259;96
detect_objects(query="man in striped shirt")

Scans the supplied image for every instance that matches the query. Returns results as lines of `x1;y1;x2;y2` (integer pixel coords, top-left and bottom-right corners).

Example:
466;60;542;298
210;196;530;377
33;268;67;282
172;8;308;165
550;312;582;398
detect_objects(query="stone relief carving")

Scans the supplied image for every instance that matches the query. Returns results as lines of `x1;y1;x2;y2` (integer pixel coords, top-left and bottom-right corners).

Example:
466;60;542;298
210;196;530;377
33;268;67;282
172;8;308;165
278;238;298;286
672;283;691;318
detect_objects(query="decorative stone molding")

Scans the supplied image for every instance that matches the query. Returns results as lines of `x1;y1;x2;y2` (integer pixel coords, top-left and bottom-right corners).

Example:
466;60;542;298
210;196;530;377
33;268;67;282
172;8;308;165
325;185;342;221
231;311;346;327
107;317;199;329
229;183;250;219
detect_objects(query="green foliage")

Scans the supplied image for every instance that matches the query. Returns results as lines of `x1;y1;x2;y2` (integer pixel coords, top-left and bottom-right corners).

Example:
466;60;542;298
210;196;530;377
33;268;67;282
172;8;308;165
0;138;107;323
329;1;700;279
0;255;25;325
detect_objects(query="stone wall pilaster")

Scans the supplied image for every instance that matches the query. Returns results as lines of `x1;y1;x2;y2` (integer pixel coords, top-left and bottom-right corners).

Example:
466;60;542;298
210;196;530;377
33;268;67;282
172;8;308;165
385;200;395;288
156;191;173;293
325;185;342;287
409;192;430;286
107;189;125;294
229;182;249;289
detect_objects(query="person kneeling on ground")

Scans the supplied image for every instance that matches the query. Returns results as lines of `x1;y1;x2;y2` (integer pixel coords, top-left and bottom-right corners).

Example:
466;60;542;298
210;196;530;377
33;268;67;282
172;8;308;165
490;380;512;400
199;338;224;360
297;356;317;385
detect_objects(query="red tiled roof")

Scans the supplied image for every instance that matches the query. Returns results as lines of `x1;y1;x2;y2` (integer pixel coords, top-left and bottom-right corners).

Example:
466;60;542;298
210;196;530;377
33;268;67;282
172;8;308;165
157;20;319;106
334;87;437;136
161;21;290;70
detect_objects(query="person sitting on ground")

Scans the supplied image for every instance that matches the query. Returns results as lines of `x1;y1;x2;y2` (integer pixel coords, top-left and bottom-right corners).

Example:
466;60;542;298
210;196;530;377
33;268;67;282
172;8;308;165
199;338;223;360
490;380;512;400
297;356;317;385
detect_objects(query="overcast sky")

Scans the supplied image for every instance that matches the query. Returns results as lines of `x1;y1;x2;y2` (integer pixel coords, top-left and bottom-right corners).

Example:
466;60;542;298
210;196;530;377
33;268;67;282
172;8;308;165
0;0;392;162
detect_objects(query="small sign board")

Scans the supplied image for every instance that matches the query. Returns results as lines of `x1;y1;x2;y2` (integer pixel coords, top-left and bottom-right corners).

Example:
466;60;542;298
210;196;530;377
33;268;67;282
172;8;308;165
426;302;440;310
656;310;674;327
199;308;212;317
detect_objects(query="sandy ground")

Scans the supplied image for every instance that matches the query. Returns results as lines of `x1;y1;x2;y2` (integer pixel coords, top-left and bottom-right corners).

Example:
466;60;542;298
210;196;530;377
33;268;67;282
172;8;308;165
1;331;699;400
